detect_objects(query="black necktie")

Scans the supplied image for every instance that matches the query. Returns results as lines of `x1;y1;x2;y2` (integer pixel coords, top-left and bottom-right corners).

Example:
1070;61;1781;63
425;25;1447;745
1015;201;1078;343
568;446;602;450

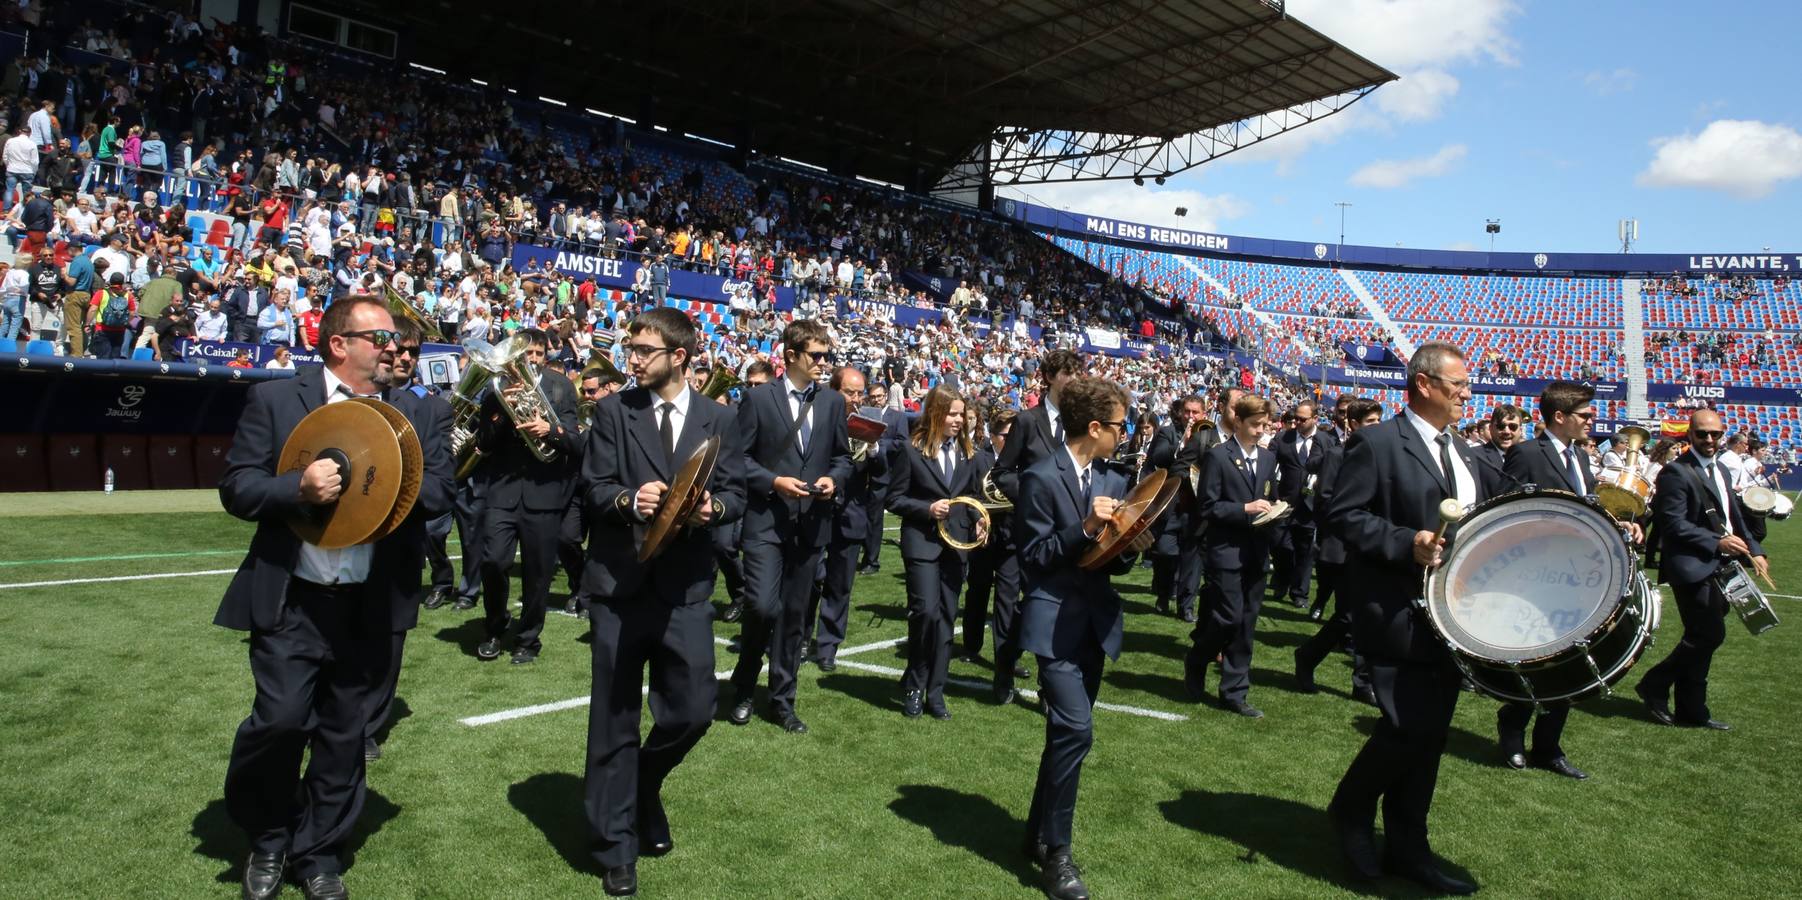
1564;446;1585;493
941;439;955;482
1053;413;1065;444
792;389;812;453
1079;466;1092;508
1436;432;1457;499
658;401;675;465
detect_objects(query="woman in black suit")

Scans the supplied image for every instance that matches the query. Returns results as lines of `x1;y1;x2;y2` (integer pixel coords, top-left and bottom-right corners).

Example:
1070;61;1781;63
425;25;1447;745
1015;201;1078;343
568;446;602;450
887;384;987;719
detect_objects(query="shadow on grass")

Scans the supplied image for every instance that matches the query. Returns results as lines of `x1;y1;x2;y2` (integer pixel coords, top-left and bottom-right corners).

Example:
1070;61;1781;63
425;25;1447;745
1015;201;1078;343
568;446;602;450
370;696;412;745
1349;714;1497;768
191;789;401;883
1252;628;1307;649
1119;629;1188;658
816;671;902;714
1158;789;1380;895
432;618;491;658
887;785;1037;889
508;772;597;877
1104;668;1192;705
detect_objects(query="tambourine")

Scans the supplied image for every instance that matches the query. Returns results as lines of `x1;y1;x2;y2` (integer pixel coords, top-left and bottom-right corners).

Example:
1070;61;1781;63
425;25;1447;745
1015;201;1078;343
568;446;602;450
277;397;424;549
1078;469;1181;571
638;435;723;562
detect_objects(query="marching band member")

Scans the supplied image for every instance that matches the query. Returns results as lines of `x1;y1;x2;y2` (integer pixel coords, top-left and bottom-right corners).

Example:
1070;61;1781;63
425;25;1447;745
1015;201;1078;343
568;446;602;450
1324;341;1495;895
1294;396;1382;701
217;297;453;900
1636;409;1768;732
727;320;852;734
1272;399;1333;609
1016;376;1143;900
887;385;986;719
812;366;889;672
561;364;624;618
713;360;773;624
474;327;581;664
580;308;745;897
1146;394;1207;622
964;406;1029;701
1182;394;1280;718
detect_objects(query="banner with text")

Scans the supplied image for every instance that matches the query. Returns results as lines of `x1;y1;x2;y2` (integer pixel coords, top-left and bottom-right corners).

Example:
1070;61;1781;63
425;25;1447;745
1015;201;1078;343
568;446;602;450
511;244;795;309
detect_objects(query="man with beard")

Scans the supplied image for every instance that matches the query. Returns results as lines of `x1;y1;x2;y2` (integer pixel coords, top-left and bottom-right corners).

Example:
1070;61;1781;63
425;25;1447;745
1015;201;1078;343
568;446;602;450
811;366;888;671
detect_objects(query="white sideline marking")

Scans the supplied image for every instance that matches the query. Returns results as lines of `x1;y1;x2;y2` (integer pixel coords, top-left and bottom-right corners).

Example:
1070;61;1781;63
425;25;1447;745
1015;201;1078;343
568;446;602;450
830;659;1188;722
0;568;238;589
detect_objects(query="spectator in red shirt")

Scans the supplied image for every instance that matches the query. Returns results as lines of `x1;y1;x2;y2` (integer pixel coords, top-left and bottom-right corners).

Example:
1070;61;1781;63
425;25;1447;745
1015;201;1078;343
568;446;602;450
256;196;288;247
296;305;323;350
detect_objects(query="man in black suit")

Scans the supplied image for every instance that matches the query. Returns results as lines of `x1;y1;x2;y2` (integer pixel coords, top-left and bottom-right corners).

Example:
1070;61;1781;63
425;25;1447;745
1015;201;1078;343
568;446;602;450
1294;397;1382;699
1272;400;1334;608
1183;394;1281;718
713;360;773;623
560;366;625;618
727;319;852;734
813;366;888;671
991;348;1086;702
1147;394;1207;621
1015;376;1145;900
1494;381;1614;780
860;381;902;575
217;297;453;900
1324;341;1495;895
1475;403;1525;472
964;406;1027;700
580;308;746;898
1637;408;1768;731
473;328;581;664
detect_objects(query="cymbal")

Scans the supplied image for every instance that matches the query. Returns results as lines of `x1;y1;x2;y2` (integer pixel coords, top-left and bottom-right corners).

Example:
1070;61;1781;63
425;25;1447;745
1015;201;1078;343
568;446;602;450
1079;468;1180;571
277;398;424;549
639;434;723;563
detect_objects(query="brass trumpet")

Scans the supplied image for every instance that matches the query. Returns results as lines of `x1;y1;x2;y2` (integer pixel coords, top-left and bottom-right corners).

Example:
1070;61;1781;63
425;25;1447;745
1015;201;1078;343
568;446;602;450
383;284;436;334
937;473;1014;551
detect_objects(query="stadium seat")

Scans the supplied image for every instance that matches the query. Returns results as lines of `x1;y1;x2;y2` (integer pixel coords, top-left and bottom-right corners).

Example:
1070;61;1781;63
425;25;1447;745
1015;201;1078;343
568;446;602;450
0;338;16;353
25;339;55;356
131;347;156;361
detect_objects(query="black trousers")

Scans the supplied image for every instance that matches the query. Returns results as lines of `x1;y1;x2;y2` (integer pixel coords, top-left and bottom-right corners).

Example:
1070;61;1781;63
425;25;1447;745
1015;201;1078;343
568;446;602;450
730;538;823;715
452;478;486;602
814;534;861;662
1638;578;1729;723
224;580;391;879
1272;522;1316;604
1186;564;1266;703
711;520;746;609
480;503;561;651
1331;656;1462;865
964;543;1022;667
364;631;407;743
1296;563;1372;694
902;552;964;706
1026;637;1104;850
558;495;589;610
423;512;455;591
584;597;716;869
862;504;884;568
1150;542;1202;618
1497;703;1568;760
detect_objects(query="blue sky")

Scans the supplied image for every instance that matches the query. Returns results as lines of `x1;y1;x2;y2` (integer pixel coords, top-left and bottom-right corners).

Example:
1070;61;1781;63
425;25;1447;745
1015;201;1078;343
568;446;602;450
999;1;1802;255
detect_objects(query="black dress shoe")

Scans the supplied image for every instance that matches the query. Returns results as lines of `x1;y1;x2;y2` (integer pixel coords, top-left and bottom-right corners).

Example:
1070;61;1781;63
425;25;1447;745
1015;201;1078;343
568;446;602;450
720;601;743;623
364;738;382;763
1040;850;1090;900
727;698;754;726
1326;802;1381;880
241;850;285;900
857;564;879;576
903;690;924;718
958;652;983;664
452;596;476;611
1154;597;1170;614
510;646;539;665
1022;838;1048;866
1384;857;1478;895
475;638;502;661
927;702;952;720
1534;756;1589;779
779;713;809;734
1223;699;1264;718
564;597;579;615
422;588;451;610
1635;684;1676;725
299;873;349;900
1293;649;1318;694
816;657;837;672
1503;751;1527;770
1183;663;1207;702
1180;609;1198;623
993;674;1017;705
1679;718;1731;731
1013;662;1030;678
602;863;637;896
1352;685;1378;706
642;838;674;858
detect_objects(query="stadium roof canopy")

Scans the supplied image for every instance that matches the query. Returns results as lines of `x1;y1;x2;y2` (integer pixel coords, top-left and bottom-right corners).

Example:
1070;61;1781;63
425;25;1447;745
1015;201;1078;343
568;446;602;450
374;0;1395;190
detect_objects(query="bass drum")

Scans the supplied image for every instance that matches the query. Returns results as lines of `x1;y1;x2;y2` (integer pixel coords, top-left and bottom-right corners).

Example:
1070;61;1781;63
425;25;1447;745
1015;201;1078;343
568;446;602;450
1422;489;1657;706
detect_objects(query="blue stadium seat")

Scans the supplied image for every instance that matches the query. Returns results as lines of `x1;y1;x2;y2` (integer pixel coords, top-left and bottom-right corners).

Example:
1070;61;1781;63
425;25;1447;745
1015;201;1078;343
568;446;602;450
25;339;55;356
131;347;156;361
0;338;15;353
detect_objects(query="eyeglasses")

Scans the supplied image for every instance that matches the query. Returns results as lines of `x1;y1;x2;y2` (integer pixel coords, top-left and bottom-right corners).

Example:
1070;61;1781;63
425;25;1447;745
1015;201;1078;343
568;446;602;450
1100;419;1127;433
1573;410;1597;420
1424;373;1471;391
1693;429;1726;440
797;349;836;363
625;343;675;360
340;329;395;348
394;344;421;357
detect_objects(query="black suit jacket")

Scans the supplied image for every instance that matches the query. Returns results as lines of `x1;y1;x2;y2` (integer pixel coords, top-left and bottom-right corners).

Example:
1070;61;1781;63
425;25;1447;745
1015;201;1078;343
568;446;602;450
1474;442;1505;474
1274;427;1333;514
223;286;263;326
580;387;746;605
476;370;580;511
993;403;1060;506
834;438;890;542
1504;432;1594;496
215;366;454;633
1016;451;1136;661
1313;438;1350;565
737;379;853;549
1652;451;1764;587
1326;414;1500;662
1198;439;1281;571
1147;423;1207;538
888;441;987;562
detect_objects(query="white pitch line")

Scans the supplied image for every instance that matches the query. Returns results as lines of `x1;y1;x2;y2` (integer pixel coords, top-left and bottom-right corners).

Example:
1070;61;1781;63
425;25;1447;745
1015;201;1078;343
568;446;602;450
830;659;1188;722
0;568;239;589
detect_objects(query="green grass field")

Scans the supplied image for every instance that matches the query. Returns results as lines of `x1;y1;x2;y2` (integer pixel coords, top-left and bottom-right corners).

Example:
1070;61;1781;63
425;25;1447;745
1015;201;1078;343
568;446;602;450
1;491;1798;899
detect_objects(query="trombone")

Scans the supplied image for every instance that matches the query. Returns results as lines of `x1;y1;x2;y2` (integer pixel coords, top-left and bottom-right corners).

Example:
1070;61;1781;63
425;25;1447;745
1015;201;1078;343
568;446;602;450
938;472;1014;551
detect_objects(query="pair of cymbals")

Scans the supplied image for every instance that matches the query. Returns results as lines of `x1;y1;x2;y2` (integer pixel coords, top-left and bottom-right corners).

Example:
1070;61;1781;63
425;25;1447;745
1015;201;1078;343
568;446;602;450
639;435;724;562
277;398;424;549
1079;469;1181;571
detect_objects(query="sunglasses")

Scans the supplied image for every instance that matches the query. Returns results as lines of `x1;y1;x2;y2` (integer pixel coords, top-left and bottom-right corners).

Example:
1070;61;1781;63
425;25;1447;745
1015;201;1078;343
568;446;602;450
1693;429;1726;440
797;349;836;363
394;344;421;357
341;329;395;348
1494;422;1521;431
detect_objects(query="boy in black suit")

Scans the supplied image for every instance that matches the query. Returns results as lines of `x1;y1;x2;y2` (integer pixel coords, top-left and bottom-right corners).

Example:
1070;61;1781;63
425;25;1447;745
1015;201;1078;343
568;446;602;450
1183;393;1281;718
1324;341;1495;895
1637;408;1768;731
1016;376;1147;900
217;296;453;900
727;319;852;734
580;308;746;897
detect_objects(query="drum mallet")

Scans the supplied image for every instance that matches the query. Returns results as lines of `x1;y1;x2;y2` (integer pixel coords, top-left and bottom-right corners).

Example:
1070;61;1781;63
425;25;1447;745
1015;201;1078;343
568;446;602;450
1430;498;1467;567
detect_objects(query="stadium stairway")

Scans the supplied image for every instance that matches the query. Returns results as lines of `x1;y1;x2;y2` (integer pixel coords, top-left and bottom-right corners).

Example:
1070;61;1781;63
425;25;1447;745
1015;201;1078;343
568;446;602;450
1336;268;1417;357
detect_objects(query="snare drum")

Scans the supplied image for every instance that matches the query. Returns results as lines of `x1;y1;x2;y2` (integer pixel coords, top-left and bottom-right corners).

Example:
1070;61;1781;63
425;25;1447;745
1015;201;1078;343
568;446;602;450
1422;489;1657;706
1715;561;1781;635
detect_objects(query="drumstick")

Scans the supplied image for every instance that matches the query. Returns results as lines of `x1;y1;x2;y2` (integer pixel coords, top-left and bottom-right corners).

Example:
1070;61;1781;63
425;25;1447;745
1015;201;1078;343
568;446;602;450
1430;498;1466;566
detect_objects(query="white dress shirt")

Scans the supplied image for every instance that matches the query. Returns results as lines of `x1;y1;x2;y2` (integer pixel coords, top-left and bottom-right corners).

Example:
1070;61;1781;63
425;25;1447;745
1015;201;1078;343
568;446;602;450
655;385;693;451
1403;407;1477;508
1545;433;1587;493
293;368;376;585
784;376;816;452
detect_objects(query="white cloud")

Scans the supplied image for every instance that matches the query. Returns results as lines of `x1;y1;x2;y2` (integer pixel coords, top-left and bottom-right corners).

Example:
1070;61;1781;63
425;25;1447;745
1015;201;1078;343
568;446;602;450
1289;0;1519;70
1582;67;1636;96
997;181;1250;232
1349;144;1468;188
1637;120;1802;199
1374;69;1462;122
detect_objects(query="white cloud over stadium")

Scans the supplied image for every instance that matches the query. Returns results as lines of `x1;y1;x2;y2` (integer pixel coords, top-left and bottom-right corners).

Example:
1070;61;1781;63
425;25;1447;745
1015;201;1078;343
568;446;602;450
1637;119;1802;200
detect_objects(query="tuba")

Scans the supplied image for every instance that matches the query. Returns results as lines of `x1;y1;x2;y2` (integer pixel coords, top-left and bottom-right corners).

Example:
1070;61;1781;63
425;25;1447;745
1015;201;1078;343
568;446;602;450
699;365;741;400
448;338;506;479
450;336;562;478
383;283;436;335
575;353;627;432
